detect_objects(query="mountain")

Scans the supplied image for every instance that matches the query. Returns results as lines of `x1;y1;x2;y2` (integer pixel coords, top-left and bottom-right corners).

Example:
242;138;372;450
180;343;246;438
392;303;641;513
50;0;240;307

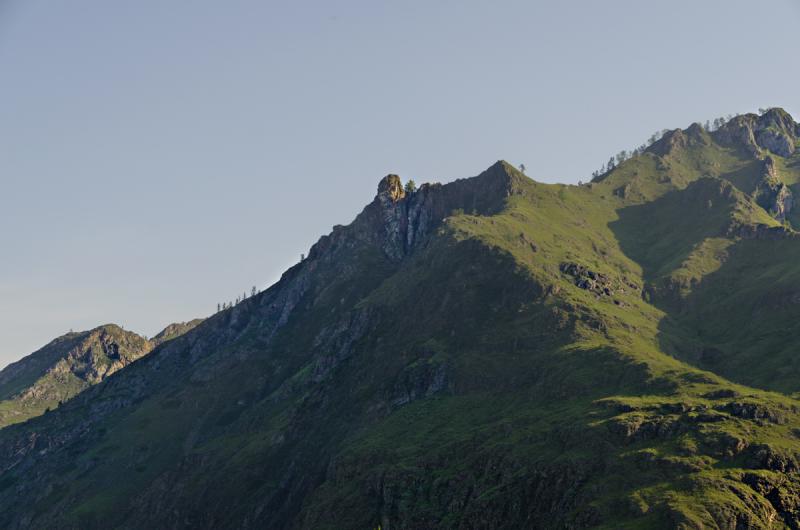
1;109;800;528
150;318;205;347
0;320;202;428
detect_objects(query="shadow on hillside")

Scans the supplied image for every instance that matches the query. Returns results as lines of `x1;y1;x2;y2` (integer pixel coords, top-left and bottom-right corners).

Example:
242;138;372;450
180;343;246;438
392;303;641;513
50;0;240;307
720;160;762;194
651;236;800;394
608;179;800;394
609;179;737;284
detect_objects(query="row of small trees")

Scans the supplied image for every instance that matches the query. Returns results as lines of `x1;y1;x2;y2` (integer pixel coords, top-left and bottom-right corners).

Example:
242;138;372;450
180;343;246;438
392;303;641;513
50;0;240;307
590;135;664;179
522;109;772;184
217;286;260;313
707;116;731;131
589;112;753;180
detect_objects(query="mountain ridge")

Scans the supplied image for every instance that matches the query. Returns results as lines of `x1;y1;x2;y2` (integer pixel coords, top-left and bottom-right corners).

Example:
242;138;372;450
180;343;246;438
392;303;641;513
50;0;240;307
1;109;800;528
0;320;203;428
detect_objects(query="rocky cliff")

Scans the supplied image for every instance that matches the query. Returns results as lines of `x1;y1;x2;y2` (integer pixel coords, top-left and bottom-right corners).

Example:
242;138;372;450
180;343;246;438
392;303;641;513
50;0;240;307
754;156;794;222
715;108;799;158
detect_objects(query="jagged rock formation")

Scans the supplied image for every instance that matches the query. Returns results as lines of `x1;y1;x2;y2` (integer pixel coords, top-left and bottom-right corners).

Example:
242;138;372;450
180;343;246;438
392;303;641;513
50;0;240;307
377;173;405;202
560;262;619;296
309;160;523;263
647;122;710;157
754;157;794;222
715;108;799;157
3;110;800;529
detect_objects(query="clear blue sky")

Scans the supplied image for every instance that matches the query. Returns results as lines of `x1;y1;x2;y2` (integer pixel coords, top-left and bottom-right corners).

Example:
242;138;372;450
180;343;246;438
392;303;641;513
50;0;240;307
0;0;798;366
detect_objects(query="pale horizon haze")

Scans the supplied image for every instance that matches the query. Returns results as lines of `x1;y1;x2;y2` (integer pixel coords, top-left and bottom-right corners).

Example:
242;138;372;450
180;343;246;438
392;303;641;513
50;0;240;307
0;0;798;366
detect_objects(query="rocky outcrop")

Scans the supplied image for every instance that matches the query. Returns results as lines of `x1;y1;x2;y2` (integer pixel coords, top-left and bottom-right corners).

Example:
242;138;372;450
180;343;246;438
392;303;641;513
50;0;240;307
308;160;525;263
754;157;794;222
559;262;633;298
772;185;793;222
756;128;796;158
715;108;799;158
376;174;410;260
648;123;710;157
613;179;643;200
716;400;790;425
15;326;150;399
0;325;149;397
377;174;405;203
729;221;795;240
742;471;800;528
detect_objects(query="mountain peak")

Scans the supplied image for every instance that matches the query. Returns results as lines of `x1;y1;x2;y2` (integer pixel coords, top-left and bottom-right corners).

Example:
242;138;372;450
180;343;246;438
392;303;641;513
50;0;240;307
645;123;711;158
760;107;796;127
715;108;798;157
488;159;521;177
9;131;800;527
152;319;204;346
377;174;405;203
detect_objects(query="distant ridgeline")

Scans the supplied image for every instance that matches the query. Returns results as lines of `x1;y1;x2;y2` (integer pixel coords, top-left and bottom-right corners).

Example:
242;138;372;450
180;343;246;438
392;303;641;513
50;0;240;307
0;320;202;428
1;109;800;528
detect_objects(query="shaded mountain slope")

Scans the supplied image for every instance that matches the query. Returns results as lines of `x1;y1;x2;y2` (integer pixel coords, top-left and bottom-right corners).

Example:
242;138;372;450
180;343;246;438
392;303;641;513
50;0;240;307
0;320;203;428
0;325;151;427
1;110;800;528
151;318;205;347
595;108;800;394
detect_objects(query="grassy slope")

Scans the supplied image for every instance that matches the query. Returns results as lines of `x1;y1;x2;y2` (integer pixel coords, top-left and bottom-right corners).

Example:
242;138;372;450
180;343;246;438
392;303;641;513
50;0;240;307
21;165;799;529
2;119;800;528
296;168;800;529
592;121;800;394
